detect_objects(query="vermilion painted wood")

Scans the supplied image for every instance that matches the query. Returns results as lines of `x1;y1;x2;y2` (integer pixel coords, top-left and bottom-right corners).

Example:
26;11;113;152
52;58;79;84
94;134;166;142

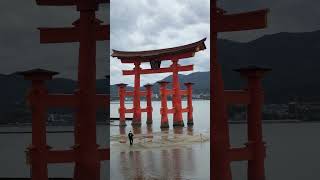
125;91;134;96
95;94;109;108
164;89;174;95
185;83;194;125
28;79;49;180
98;148;110;161
74;10;100;179
116;84;127;126
47;150;75;163
236;68;270;180
224;90;250;105
171;59;184;127
118;51;194;63
125;108;134;113
114;39;204;129
132;62;142;126
181;108;189;113
229;147;253;161
167;108;175;114
122;64;193;75
125;91;148;96
36;0;108;6
211;1;270;179
216;9;268;32
112;39;206;62
144;84;153;124
180;90;188;95
158;81;170;128
118;84;153;126
46;94;77;107
23;1;110;179
39;25;109;43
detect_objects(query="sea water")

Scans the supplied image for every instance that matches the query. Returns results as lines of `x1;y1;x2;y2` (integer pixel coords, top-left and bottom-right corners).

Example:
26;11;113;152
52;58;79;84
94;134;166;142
2;100;320;180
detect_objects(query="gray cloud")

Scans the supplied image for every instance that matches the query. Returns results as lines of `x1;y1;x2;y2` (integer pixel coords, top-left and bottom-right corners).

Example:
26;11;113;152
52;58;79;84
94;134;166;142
110;0;210;86
218;0;320;41
110;0;320;86
0;1;108;80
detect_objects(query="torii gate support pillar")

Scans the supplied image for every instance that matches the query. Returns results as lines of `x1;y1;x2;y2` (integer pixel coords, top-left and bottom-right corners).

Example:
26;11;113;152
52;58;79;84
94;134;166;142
144;84;153;125
171;59;184;127
184;82;194;126
159;81;170;128
132;62;142;126
235;66;270;180
24;71;55;180
117;83;127;126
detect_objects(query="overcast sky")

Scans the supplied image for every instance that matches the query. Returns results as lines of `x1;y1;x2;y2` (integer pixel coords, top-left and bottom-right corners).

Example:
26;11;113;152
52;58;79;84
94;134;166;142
110;0;320;86
110;0;210;86
1;1;320;83
0;1;108;80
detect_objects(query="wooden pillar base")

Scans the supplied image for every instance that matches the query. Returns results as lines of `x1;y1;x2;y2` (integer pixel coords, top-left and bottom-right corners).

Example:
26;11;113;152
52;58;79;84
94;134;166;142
187;119;194;126
132;127;141;134
146;119;152;125
131;121;142;126
160;122;169;129
119;121;127;127
173;121;184;127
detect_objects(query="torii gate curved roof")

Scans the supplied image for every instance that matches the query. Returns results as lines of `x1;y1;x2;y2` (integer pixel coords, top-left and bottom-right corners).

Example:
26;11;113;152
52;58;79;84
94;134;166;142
111;38;206;63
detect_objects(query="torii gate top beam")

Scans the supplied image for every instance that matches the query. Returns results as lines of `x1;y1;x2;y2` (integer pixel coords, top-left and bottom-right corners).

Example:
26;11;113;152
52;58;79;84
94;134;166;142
36;0;109;6
216;9;269;32
111;38;206;64
36;0;109;10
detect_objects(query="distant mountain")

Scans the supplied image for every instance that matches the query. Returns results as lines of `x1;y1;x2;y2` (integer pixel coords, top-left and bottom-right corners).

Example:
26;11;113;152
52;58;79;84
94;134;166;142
218;30;320;103
111;30;320;104
2;30;320;123
110;72;210;98
0;74;107;124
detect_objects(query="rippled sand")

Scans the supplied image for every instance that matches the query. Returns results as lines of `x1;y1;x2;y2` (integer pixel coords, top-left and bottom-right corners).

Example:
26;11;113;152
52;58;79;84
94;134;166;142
110;131;210;151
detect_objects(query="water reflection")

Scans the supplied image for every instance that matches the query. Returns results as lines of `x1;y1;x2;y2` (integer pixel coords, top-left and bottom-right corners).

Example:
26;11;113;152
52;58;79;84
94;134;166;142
117;147;193;179
114;126;198;179
173;126;184;134
187;126;194;136
132;126;142;134
146;125;153;135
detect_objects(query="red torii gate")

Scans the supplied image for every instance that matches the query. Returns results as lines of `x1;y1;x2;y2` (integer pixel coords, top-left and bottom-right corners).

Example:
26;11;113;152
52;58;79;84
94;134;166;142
19;0;109;180
116;83;154;126
157;81;194;128
211;2;271;180
112;39;206;127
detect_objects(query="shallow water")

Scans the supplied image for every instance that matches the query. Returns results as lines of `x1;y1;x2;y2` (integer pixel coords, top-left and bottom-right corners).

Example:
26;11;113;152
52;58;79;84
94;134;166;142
2;100;320;180
110;100;210;180
0;125;109;178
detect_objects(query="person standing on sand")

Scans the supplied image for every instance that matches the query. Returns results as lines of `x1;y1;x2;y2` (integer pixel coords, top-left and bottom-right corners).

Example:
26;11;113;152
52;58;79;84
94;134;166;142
128;131;134;145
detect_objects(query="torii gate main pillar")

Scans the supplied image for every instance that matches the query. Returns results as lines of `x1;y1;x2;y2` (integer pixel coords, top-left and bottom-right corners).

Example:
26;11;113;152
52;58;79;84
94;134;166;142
132;62;142;126
211;1;269;180
23;1;110;180
171;59;184;127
